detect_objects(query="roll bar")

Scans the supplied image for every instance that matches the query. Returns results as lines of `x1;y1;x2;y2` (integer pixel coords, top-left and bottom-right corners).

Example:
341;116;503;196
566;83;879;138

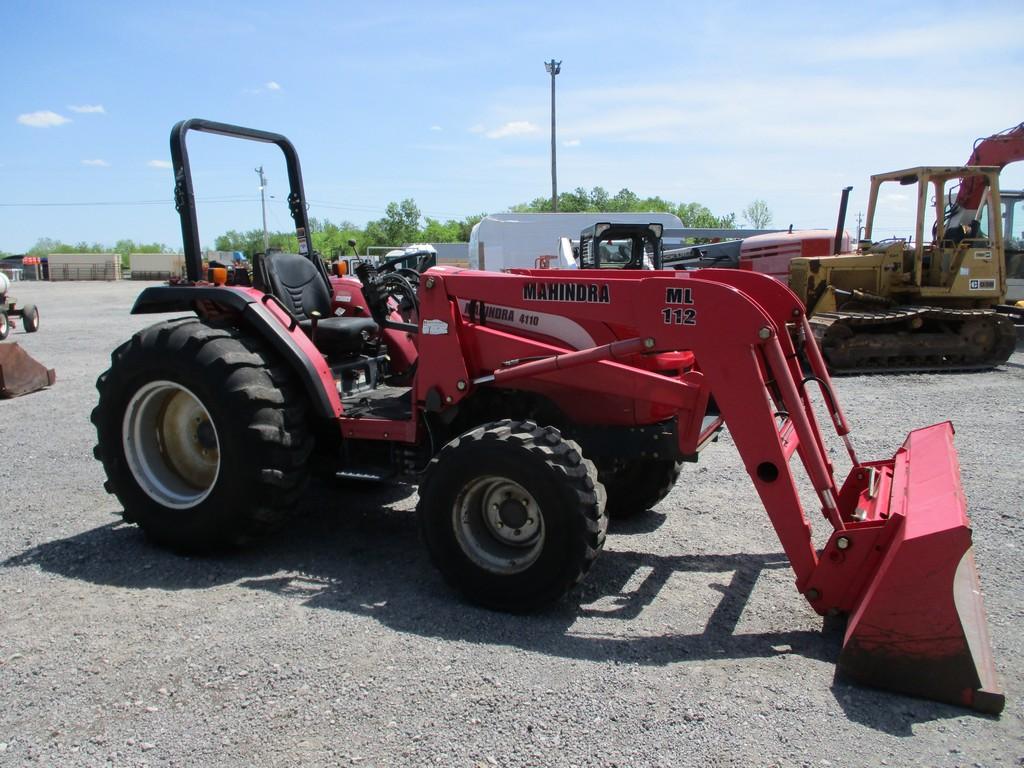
169;119;317;283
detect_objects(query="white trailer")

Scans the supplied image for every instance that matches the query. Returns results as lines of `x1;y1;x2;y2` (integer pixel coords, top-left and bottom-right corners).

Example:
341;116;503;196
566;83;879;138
467;212;684;271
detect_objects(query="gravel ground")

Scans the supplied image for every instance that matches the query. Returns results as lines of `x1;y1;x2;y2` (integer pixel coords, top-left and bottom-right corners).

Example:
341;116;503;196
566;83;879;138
1;279;1022;768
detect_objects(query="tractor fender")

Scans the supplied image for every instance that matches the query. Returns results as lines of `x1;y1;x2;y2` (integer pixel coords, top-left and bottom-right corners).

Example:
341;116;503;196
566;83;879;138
131;285;339;421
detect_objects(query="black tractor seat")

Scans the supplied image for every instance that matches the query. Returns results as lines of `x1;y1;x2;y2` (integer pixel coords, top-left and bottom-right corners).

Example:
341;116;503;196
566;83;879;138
259;251;378;356
297;315;378;354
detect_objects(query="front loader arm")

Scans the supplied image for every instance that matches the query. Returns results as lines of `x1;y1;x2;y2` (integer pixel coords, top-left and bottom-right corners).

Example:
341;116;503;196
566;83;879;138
416;266;1003;713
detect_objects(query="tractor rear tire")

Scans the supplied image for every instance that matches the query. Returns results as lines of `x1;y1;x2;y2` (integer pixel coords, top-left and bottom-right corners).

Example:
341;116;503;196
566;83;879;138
418;420;607;612
0;311;8;340
21;304;39;332
91;317;313;552
597;458;682;518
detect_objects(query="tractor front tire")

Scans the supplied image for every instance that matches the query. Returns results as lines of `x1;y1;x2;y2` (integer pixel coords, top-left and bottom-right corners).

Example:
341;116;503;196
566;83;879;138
91;317;313;552
21;304;39;332
418;420;607;612
597;458;682;518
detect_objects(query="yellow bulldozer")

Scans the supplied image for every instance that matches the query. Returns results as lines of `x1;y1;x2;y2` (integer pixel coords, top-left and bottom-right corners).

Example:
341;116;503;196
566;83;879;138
743;165;1018;372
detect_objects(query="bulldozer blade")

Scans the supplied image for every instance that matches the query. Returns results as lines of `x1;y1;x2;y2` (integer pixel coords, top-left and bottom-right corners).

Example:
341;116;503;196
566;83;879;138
0;343;56;398
837;423;1004;714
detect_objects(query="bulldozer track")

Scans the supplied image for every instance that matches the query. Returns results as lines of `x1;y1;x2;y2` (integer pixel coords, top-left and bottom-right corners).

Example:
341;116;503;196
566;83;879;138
810;306;1018;374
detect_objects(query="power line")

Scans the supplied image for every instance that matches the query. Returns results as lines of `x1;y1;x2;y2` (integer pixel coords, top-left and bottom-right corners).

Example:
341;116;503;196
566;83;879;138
0;196;258;208
0;195;471;221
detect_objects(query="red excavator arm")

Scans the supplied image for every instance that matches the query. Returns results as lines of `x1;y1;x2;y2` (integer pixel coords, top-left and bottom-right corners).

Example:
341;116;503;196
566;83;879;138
948;122;1024;228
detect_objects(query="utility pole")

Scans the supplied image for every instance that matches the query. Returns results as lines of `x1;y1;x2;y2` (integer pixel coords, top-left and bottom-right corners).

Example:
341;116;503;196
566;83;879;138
255;166;269;253
544;59;561;212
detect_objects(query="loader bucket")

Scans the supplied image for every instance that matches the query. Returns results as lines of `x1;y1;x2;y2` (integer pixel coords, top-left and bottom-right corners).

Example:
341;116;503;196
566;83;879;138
0;343;56;398
836;423;1004;714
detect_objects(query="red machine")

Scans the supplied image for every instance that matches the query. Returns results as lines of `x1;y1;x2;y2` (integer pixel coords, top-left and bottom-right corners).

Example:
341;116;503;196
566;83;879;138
92;120;1003;713
946;122;1024;231
738;229;850;279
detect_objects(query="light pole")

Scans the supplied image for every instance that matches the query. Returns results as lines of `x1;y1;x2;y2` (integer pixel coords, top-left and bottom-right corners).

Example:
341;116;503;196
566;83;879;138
255;165;269;253
544;59;561;212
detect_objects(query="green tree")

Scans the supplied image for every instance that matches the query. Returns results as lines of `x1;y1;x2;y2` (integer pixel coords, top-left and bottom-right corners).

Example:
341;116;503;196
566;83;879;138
677;202;737;229
28;238;100;256
510;196;554;213
610;188;640;210
113;239;172;267
558;187;592;212
743;199;773;229
366;199;422;247
506;187;736;232
214;229;298;256
308;217;363;258
421;217;463;243
456;213;486;242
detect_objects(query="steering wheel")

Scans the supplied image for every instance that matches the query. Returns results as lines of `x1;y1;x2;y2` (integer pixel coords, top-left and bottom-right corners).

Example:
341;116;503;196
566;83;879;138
379;271;420;320
355;262;420;324
394;267;421;286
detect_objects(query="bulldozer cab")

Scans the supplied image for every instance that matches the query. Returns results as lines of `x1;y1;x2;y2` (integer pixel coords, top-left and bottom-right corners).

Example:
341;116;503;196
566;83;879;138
980;187;1024;297
578;222;664;270
863;166;1006;302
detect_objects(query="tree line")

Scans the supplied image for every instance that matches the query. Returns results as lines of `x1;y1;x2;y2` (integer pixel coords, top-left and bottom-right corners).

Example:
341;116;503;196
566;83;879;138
7;188;771;261
1;238;174;265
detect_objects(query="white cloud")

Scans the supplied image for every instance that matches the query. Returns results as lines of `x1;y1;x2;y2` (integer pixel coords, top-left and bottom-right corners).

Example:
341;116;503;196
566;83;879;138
486;121;540;139
468;124;485;134
430;125;442;131
147;159;173;169
82;159;110;167
805;19;1023;62
17;110;71;128
69;104;106;114
246;81;282;95
525;77;1009;150
563;138;581;147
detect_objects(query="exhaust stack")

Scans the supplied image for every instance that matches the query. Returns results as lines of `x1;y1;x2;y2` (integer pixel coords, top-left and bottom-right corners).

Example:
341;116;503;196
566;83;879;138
834;185;853;255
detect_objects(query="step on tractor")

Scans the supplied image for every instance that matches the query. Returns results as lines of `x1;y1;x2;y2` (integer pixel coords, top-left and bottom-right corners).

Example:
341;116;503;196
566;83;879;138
92;120;1004;713
0;272;54;398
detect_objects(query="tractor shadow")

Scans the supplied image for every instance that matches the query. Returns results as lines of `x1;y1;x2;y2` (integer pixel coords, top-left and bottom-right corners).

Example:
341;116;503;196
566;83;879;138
3;480;965;734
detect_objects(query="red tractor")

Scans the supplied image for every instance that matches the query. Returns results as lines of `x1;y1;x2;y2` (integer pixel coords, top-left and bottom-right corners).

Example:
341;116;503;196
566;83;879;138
92;120;1003;712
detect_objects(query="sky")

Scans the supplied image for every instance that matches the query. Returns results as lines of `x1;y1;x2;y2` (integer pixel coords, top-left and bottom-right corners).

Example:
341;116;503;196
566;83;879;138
2;0;1023;253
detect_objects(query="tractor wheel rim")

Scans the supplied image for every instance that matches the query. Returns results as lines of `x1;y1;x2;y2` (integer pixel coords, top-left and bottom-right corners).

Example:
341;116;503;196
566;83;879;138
122;380;220;509
453;476;544;575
